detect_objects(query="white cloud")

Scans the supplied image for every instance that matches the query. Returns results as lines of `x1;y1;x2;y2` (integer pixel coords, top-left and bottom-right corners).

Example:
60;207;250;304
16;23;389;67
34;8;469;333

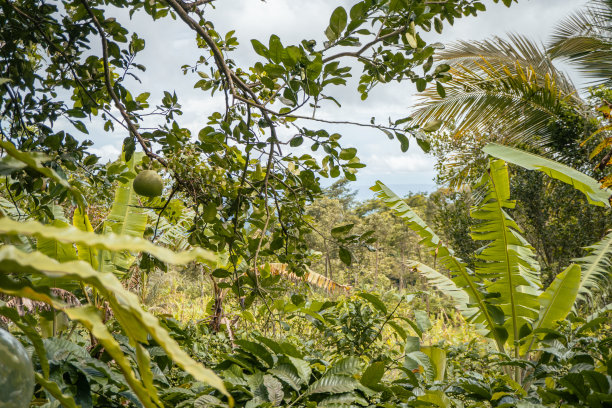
364;153;435;174
77;0;585;186
89;144;122;163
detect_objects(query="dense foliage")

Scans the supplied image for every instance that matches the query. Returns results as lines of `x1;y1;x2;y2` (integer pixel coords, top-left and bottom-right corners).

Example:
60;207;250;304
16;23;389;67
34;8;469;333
0;0;611;407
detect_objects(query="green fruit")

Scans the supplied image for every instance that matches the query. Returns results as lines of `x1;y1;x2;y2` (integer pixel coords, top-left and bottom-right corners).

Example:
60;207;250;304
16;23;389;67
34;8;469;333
0;328;34;407
133;170;163;197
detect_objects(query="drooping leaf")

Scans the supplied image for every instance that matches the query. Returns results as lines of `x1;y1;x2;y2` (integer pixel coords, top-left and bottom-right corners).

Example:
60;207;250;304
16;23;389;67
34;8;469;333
0;246;231;402
372;181;501;350
574;231;612;304
0;217;217;266
483;143;612;208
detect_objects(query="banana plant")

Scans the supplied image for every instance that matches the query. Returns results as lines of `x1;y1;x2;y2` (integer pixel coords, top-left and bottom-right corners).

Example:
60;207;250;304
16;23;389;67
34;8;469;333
372;150;611;383
0;147;232;407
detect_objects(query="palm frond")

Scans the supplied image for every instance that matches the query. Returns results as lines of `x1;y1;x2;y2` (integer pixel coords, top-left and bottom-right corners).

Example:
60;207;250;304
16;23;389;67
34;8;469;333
441;34;575;93
267;263;352;294
412;58;578;146
471;159;542;347
549;1;612;85
574;230;612;304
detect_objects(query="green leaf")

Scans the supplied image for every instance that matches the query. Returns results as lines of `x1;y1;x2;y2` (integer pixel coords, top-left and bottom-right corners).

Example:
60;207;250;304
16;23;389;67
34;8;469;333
524;264;581;355
471;159;541;347
338;246;352;266
416;78;427;92
371;181;501;351
357;292;387;314
268;35;283;64
235;339;275;368
483;143;611;207
307;374;360;395
327;356;361;376
421;119;442;132
414;310;432;333
436;81;446;97
406;32;418;49
37;219;78;262
72;207;99;269
263;374;283;404
327;7;348;41
251;39;268;58
421;346;447;381
0;141;84;207
0;246;230;402
287;356;312;384
339;148;357;160
35;372;79;408
331;223;354;237
360;361;385;387
535;264;580;331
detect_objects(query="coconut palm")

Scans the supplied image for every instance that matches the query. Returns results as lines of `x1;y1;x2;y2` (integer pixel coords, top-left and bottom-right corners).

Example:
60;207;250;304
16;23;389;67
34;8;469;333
412;34;584;148
549;0;612;86
412;1;612;175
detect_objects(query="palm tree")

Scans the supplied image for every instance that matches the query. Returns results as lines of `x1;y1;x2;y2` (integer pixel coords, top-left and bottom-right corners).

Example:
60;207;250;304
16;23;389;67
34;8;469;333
549;0;612;86
413;34;584;149
411;1;612;180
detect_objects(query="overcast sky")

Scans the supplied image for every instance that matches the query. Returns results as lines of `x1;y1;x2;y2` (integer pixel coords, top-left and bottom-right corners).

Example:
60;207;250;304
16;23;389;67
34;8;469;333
86;0;589;198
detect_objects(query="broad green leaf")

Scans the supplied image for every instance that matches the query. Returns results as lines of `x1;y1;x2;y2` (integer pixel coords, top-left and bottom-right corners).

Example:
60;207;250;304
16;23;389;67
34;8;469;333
105;152;148;271
72;207;99;269
287;356;311;384
338;246;352;266
483;143;612;207
414;310;433;333
327;356;361;376
421;346;447;381
524;264;581;356
356;292;387;314
37;219;78;262
0;246;231;402
418;389;452;408
372;181;501;351
35;372;79;408
360;361;385;387
307;374;360;395
327;7;347;41
0;217;217;266
471;159;541;347
535;264;580;331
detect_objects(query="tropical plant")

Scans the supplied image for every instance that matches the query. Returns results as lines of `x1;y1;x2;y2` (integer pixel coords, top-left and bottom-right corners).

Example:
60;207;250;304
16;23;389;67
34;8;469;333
549;0;612;86
372;147;612;383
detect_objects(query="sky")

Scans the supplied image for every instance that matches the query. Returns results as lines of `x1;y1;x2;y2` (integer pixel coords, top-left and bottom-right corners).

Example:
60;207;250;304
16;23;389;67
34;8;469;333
85;0;589;199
